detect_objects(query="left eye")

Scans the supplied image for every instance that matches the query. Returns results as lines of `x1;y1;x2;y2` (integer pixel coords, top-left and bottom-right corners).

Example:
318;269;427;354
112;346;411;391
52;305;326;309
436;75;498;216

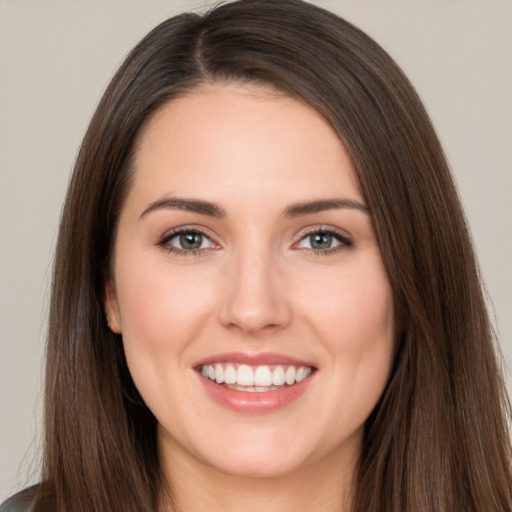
167;231;214;251
296;231;347;251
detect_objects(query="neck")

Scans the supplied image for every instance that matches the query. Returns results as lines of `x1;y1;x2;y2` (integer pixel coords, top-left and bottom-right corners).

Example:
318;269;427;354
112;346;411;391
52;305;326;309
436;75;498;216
158;438;358;512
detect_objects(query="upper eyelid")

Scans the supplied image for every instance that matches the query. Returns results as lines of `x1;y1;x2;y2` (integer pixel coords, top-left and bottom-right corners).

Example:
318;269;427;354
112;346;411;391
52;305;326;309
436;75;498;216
295;225;352;240
160;226;217;243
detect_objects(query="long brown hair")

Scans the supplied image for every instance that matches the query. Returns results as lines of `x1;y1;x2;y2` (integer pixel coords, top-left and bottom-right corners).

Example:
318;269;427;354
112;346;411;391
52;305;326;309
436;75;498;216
29;1;511;510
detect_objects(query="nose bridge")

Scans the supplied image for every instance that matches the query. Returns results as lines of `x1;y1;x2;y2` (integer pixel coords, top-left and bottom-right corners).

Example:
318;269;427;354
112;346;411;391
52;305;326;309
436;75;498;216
218;238;291;334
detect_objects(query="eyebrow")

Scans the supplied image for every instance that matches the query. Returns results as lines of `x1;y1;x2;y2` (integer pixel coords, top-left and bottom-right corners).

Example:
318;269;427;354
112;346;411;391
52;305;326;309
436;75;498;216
140;196;370;220
140;197;226;219
283;198;370;217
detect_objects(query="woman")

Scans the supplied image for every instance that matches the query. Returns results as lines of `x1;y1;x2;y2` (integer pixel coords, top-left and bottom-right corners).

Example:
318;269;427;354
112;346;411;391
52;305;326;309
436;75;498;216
2;0;511;510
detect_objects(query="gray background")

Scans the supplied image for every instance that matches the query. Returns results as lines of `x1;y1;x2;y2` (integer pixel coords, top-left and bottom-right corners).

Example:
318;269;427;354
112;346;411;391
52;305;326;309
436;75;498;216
1;0;511;499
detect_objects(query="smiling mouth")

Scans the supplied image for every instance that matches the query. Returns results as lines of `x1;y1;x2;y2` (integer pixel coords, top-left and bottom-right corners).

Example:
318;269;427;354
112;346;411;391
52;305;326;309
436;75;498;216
199;363;314;392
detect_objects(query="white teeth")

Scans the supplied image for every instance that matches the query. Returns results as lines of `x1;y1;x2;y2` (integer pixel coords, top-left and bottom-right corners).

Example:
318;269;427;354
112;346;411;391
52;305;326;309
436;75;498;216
285;366;296;385
272;366;286;385
237;365;254;386
201;363;313;389
254;366;273;386
214;363;224;384
224;365;237;384
297;366;312;382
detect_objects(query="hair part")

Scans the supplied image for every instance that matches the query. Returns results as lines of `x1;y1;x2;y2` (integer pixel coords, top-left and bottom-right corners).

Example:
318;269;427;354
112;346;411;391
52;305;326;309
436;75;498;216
33;1;511;511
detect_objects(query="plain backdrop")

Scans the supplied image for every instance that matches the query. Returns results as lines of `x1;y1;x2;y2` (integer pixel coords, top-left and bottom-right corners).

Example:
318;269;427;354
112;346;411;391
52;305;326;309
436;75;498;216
1;0;511;499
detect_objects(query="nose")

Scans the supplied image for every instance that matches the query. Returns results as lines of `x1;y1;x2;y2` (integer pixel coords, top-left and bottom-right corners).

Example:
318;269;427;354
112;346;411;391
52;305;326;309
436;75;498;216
217;246;292;336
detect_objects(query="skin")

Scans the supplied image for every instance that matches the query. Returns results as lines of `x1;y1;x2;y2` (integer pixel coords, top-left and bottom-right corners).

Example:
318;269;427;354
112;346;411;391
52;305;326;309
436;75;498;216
105;83;396;512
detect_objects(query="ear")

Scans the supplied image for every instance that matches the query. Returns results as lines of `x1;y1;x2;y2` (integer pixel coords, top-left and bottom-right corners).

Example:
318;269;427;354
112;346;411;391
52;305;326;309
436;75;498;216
104;279;122;334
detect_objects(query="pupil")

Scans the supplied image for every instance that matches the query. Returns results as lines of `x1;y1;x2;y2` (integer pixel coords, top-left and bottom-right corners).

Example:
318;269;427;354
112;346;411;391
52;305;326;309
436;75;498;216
311;233;332;249
180;232;202;250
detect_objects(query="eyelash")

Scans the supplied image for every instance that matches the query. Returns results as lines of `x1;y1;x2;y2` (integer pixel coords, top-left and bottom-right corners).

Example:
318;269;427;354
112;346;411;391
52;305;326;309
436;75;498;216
157;227;217;256
294;227;353;256
156;227;353;257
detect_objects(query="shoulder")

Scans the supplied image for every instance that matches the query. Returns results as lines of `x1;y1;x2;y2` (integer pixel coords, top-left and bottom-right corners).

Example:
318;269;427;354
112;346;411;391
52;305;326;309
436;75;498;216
0;486;38;512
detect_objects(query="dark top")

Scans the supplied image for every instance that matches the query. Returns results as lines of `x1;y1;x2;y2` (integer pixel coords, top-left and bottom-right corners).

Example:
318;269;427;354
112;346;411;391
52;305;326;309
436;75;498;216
0;487;37;512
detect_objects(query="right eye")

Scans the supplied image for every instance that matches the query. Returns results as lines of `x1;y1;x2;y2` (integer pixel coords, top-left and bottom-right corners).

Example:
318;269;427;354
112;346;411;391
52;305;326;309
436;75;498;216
159;229;217;254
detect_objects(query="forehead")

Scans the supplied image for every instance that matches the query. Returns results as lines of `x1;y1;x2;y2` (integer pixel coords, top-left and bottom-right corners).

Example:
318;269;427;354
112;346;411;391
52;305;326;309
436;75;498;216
129;83;362;209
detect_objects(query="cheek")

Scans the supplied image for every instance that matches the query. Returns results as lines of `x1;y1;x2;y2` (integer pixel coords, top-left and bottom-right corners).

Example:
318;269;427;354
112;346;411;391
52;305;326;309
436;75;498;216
299;266;394;444
305;258;395;351
301;255;395;408
116;257;214;341
113;259;219;423
112;253;219;399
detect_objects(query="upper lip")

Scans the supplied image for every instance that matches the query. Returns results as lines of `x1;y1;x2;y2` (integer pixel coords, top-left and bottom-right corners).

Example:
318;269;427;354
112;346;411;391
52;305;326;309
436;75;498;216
194;352;316;368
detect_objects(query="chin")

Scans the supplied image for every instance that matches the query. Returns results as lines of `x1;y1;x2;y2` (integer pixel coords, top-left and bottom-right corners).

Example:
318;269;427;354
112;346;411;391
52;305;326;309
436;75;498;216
208;452;306;480
194;430;321;480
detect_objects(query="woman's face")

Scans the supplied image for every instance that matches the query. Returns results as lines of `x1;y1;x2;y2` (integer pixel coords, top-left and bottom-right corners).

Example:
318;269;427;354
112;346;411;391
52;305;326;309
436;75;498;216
106;83;395;479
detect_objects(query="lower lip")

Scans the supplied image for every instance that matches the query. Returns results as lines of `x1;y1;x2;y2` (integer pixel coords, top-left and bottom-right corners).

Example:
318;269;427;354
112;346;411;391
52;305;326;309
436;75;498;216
198;373;315;414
